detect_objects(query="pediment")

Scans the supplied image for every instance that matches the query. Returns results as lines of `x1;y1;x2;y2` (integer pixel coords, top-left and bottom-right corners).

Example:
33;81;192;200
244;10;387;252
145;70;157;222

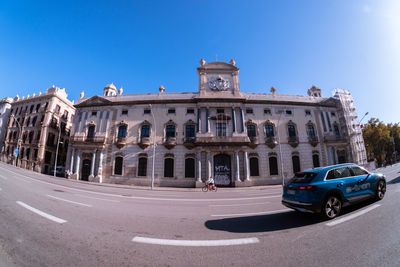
76;96;113;107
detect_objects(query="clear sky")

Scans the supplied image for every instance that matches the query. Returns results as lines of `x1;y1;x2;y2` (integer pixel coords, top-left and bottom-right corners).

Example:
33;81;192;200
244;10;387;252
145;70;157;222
0;0;399;123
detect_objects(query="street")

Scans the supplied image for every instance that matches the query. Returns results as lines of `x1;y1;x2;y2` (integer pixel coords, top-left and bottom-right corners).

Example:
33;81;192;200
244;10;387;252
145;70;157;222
1;161;400;266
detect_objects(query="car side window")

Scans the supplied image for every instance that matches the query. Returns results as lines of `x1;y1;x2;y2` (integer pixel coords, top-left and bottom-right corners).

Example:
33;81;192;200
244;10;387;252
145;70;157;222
326;167;352;180
350;166;369;176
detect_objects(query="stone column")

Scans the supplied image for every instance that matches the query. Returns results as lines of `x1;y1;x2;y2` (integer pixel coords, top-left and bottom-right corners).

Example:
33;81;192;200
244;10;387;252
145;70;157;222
206;152;212;179
197;108;202;133
89;151;96;180
334;148;339;164
240;108;245;133
235;152;240;181
206;108;210;133
75;151;80;180
243;151;250;181
69;149;75;174
196;153;202;182
96;151;104;183
232;108;236;134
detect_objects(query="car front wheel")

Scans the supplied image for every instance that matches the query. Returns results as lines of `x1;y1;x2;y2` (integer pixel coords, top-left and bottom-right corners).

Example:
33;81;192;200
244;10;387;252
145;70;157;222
321;195;342;220
375;180;386;200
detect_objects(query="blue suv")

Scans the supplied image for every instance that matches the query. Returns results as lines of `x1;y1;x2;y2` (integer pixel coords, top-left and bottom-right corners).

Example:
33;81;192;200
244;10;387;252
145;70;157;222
282;163;386;219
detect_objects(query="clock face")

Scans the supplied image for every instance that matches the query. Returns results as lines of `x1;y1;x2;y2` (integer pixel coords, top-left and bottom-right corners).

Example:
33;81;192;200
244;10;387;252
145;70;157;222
208;76;230;91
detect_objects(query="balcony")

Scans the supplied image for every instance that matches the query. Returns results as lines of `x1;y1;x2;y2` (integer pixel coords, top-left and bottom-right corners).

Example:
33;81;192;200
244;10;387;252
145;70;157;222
288;136;299;148
308;136;319;147
248;136;259;148
265;136;278;148
324;134;347;143
183;137;196;149
138;136;151;149
116;136;127;149
72;135;106;146
164;137;177;149
195;135;250;146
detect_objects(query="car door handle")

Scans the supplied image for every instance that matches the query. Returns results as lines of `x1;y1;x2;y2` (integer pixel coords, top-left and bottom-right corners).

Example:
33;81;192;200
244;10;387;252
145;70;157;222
337;182;343;187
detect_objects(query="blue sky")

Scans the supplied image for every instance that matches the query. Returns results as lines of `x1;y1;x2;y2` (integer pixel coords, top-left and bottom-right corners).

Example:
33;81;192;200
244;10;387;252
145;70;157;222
0;0;399;123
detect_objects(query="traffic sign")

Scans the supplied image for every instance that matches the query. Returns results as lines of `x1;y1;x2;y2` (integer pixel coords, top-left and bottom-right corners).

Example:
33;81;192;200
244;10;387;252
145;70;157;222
14;148;19;157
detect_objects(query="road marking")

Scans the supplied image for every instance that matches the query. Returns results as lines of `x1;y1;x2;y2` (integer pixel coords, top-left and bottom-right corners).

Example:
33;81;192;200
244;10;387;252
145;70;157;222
16;201;67;224
74;194;120;203
0;166;280;202
209;202;269;207
211;208;291;217
132;236;260;246
326;204;381;226
0;175;8;180
46;195;92;207
0;187;2;191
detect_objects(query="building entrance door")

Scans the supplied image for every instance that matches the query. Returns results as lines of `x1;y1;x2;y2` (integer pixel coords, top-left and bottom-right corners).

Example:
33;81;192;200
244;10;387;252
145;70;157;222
338;150;346;164
214;154;231;186
81;159;91;181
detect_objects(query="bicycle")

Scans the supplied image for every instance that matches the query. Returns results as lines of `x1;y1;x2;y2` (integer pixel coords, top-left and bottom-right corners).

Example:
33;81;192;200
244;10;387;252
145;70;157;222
202;183;217;192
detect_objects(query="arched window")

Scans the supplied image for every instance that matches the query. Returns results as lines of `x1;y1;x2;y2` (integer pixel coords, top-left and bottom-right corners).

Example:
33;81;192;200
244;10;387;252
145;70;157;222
28;131;34;143
265;124;275;138
334;124;341;138
88;125;95;137
166;125;176;138
247;124;256;138
20;148;25;159
185;158;195;178
118;125;127;138
32;116;37;127
141;124;150;138
138;157;147;176
269;156;278;175
313;154;320;168
307;124;316;140
164;157;174;177
114;156;123;175
288;124;296;137
26;117;31;127
26;148;30;160
292;155;301;173
249;157;259;176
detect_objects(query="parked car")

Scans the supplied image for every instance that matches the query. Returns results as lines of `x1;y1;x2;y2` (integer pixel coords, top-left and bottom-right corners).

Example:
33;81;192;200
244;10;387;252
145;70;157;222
49;166;66;178
282;163;386;219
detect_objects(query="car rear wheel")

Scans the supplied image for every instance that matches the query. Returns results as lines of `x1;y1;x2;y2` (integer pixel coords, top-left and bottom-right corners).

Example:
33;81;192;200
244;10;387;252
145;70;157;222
321;195;342;220
375;180;386;200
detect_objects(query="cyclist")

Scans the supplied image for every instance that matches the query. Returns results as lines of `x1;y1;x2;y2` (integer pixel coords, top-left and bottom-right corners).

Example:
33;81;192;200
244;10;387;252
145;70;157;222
206;177;215;190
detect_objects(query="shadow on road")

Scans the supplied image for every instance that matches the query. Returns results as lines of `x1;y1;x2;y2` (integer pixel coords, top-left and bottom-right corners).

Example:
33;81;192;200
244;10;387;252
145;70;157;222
205;200;381;233
205;211;323;233
388;176;400;184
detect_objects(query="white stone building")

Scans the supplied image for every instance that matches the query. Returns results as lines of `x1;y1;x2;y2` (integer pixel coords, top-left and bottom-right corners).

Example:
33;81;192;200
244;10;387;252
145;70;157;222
1;86;76;174
0;97;13;151
67;60;367;187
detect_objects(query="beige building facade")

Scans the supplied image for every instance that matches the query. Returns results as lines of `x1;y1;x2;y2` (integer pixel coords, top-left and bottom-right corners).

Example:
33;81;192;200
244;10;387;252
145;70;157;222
67;60;367;187
1;86;76;174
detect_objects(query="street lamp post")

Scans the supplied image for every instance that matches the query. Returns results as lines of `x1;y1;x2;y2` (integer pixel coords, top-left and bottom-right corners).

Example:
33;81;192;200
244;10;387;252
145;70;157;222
54;123;61;177
149;104;156;189
277;107;286;186
359;112;369;125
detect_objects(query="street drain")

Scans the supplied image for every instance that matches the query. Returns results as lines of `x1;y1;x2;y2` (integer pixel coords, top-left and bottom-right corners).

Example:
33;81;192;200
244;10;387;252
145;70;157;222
54;189;64;192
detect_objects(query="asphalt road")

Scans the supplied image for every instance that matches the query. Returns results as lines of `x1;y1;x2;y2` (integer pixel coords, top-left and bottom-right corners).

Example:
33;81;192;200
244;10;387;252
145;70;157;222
0;161;400;267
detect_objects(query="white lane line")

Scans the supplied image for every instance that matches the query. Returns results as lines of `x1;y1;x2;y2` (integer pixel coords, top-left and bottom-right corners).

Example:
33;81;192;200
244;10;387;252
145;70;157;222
209;202;269;207
16;201;67;224
326;204;381;226
46;195;92;207
211;208;291;217
74;194;120;203
132;236;260;246
0;166;280;202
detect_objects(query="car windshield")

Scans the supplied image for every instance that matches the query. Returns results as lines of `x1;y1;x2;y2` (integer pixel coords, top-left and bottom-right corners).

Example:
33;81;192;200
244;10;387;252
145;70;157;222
289;172;317;184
